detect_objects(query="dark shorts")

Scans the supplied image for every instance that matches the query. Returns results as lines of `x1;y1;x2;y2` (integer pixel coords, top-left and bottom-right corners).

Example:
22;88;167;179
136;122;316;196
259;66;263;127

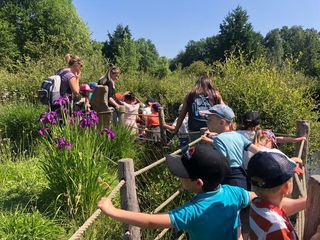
222;167;251;190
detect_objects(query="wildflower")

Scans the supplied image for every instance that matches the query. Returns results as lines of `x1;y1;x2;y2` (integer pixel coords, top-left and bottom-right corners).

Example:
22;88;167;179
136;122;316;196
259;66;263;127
73;110;84;118
38;127;50;136
101;128;115;140
54;96;69;106
37;111;58;125
79;111;99;128
54;137;72;150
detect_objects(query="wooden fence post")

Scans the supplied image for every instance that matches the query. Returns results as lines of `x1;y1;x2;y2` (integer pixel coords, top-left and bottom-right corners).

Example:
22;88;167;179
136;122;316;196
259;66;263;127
118;159;141;240
159;107;167;145
303;175;320;240
97;110;113;129
294;120;310;164
118;105;126;125
293;120;310;198
293;120;310;239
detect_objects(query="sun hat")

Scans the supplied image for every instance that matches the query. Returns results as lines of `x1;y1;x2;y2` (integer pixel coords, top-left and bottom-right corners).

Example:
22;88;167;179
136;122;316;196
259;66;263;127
80;83;92;92
166;144;229;183
248;151;302;189
244;111;260;128
200;104;235;122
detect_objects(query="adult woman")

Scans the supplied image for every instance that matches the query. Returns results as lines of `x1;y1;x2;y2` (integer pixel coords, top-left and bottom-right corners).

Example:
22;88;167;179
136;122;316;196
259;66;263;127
98;66;121;109
50;54;82;110
173;76;224;140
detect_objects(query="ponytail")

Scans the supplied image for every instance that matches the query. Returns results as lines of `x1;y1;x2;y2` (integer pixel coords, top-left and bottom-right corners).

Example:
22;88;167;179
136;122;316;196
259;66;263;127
64;54;83;67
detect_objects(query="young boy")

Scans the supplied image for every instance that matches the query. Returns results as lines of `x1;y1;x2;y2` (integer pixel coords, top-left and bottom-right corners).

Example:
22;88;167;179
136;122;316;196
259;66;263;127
200;104;260;190
98;144;253;240
247;151;306;239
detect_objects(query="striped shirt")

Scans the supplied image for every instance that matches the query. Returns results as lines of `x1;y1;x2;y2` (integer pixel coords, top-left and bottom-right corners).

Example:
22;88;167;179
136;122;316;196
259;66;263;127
249;197;298;240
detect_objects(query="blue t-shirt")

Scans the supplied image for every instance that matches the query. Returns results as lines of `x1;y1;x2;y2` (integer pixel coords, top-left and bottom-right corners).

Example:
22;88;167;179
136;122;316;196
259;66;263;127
213;131;252;168
169;185;250;240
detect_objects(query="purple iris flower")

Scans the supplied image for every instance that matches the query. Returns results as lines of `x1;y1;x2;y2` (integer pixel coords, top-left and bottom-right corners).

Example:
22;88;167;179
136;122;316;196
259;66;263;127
37;111;58;125
38;127;50;136
54;96;69;106
79;111;99;128
73;111;84;118
101;128;115;140
54;137;72;150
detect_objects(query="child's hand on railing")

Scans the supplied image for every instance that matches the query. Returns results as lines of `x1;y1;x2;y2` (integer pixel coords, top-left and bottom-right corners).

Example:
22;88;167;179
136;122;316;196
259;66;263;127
98;197;115;215
295;136;307;142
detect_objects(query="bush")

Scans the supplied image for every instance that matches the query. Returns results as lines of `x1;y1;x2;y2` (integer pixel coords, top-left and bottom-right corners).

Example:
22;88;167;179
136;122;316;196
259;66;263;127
0;103;45;158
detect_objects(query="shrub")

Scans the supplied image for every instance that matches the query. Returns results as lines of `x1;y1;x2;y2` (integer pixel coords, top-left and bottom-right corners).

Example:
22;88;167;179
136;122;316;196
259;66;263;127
0;103;45;158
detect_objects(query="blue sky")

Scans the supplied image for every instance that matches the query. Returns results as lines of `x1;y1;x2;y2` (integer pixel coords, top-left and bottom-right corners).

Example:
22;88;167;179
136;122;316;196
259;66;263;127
73;0;320;59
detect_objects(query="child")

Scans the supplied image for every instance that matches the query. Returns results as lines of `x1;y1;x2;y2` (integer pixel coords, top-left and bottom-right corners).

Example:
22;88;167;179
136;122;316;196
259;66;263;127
237;111;261;142
200;104;260;190
247;151;306;239
89;82;97;100
164;104;189;147
98;144;253;240
76;83;92;111
145;102;161;128
145;102;161;141
237;111;261;171
254;129;304;165
120;92;140;134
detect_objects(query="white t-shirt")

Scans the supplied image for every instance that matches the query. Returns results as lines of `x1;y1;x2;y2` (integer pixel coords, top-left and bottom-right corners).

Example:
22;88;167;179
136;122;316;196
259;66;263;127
172;116;189;136
122;102;140;129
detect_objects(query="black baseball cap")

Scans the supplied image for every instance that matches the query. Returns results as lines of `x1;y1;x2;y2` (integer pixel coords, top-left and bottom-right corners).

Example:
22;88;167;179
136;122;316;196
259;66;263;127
166;144;229;184
244;111;260;128
248;151;301;189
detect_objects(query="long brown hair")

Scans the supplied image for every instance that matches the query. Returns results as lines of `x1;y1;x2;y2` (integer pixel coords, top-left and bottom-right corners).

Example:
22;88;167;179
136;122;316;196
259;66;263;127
187;76;220;106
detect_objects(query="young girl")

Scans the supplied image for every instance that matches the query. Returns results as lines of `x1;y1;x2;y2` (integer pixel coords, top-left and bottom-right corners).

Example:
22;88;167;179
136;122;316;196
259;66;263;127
254;129;303;165
76;83;91;111
120;92;140;134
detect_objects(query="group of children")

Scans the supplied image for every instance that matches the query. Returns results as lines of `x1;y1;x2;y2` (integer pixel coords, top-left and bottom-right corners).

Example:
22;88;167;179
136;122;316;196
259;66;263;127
97;103;314;240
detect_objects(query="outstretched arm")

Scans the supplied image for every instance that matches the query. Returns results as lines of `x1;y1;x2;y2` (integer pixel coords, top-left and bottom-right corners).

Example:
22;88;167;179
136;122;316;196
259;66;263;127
276;136;306;144
98;198;172;229
281;197;306;216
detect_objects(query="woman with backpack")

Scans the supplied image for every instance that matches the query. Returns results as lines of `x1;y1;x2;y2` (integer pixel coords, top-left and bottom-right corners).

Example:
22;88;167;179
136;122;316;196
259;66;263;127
173;76;224;141
51;54;83;110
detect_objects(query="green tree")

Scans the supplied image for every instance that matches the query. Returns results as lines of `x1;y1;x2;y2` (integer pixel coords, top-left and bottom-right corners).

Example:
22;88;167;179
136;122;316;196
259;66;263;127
0;0;93;64
115;34;139;73
216;6;265;60
102;24;132;64
135;38;160;73
264;29;284;66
